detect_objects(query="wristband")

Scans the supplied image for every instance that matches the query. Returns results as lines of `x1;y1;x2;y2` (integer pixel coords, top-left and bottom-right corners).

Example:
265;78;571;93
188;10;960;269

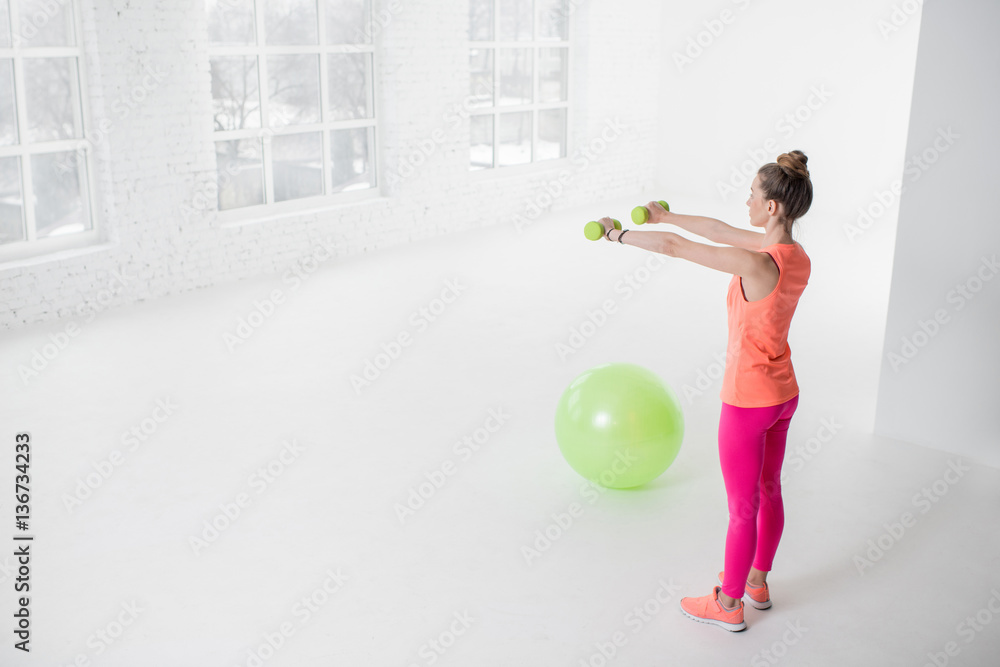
618;230;629;244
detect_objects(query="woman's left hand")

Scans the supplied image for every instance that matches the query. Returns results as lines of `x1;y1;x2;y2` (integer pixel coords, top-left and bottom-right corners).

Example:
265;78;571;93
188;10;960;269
598;217;617;240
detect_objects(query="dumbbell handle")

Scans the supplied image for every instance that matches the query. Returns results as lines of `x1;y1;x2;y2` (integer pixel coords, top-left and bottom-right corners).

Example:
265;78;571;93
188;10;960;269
631;200;670;225
584;219;621;241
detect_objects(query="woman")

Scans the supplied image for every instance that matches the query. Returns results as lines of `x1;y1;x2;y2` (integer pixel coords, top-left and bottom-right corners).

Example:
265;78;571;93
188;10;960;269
596;151;813;632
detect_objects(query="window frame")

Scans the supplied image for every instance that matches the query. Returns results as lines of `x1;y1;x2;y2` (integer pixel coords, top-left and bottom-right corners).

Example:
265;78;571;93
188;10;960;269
208;0;380;225
0;0;101;263
467;0;572;174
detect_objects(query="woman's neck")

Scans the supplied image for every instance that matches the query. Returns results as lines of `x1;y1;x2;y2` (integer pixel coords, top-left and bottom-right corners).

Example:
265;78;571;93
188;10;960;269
762;219;794;246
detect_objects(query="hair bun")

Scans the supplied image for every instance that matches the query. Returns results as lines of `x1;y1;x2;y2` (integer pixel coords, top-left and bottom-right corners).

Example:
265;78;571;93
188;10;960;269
777;150;809;179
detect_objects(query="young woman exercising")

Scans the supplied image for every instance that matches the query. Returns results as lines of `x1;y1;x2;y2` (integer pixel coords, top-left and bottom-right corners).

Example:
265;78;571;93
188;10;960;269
594;151;813;632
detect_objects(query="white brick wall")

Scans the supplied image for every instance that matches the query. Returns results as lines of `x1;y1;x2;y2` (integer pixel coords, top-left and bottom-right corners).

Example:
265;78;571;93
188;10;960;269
0;0;662;330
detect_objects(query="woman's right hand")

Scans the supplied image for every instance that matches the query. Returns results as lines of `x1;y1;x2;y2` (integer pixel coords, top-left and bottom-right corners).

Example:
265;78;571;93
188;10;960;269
645;201;672;224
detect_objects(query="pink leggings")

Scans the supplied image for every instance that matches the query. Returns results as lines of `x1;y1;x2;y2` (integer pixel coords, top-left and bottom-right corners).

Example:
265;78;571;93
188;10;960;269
718;394;798;600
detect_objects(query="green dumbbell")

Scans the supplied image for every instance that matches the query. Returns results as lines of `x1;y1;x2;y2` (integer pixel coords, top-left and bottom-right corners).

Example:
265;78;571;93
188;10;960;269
584;219;621;241
630;200;670;225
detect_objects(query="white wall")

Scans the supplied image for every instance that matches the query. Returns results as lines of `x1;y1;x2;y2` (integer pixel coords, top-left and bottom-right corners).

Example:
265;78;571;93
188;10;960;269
654;1;924;431
0;0;662;329
874;0;1000;468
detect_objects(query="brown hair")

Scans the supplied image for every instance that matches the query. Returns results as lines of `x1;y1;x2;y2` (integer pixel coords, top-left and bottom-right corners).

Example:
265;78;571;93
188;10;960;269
757;150;812;228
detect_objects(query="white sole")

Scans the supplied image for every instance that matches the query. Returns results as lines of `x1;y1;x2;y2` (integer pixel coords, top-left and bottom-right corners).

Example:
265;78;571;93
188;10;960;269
679;607;747;632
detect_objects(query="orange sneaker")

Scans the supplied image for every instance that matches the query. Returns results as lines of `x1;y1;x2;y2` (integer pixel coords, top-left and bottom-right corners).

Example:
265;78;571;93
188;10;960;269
717;571;772;610
679;586;746;632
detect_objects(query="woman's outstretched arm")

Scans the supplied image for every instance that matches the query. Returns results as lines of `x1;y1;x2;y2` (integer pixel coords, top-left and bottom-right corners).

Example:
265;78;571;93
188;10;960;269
643;202;766;251
600;220;773;280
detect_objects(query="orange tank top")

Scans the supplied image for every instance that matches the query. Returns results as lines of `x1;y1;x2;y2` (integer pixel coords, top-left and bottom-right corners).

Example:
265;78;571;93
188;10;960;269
720;242;811;408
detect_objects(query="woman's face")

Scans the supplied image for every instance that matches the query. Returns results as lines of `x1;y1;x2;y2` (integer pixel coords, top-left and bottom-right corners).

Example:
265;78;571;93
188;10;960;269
746;175;769;227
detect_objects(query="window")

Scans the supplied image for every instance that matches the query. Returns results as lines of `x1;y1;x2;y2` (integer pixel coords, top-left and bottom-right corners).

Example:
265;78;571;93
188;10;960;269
207;0;376;213
468;0;569;170
0;0;96;251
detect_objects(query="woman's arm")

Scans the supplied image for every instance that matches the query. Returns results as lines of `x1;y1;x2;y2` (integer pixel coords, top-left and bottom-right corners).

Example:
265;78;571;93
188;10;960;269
604;223;773;280
644;202;766;251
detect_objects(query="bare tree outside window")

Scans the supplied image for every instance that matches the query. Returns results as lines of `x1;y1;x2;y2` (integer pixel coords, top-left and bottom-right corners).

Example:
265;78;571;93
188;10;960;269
208;0;376;212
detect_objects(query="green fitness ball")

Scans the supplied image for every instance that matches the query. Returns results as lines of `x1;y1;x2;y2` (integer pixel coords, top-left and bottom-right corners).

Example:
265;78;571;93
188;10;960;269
554;363;684;489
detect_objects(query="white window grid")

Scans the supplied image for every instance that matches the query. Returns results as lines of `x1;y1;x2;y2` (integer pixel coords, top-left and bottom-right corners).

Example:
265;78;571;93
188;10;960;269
468;0;571;171
0;0;99;261
209;0;378;218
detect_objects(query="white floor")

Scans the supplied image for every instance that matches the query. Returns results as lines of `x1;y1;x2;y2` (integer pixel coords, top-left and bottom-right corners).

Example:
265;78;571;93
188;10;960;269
2;197;999;667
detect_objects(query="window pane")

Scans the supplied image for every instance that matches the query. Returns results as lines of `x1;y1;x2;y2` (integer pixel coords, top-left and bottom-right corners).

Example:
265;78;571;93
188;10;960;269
32;151;90;238
0;0;10;48
211;56;261;131
538;0;569;41
268;54;321;127
207;0;255;45
24;57;81;142
0;59;16;145
499;0;532;41
469;48;492;109
328;53;371;121
0;156;24;245
498;48;531;106
265;0;318;45
326;0;369;44
17;0;74;47
539;47;567;103
538;108;566;160
272;132;323;202
216;139;264;210
330;127;373;192
498;111;530;166
470;114;493;170
469;0;492;41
